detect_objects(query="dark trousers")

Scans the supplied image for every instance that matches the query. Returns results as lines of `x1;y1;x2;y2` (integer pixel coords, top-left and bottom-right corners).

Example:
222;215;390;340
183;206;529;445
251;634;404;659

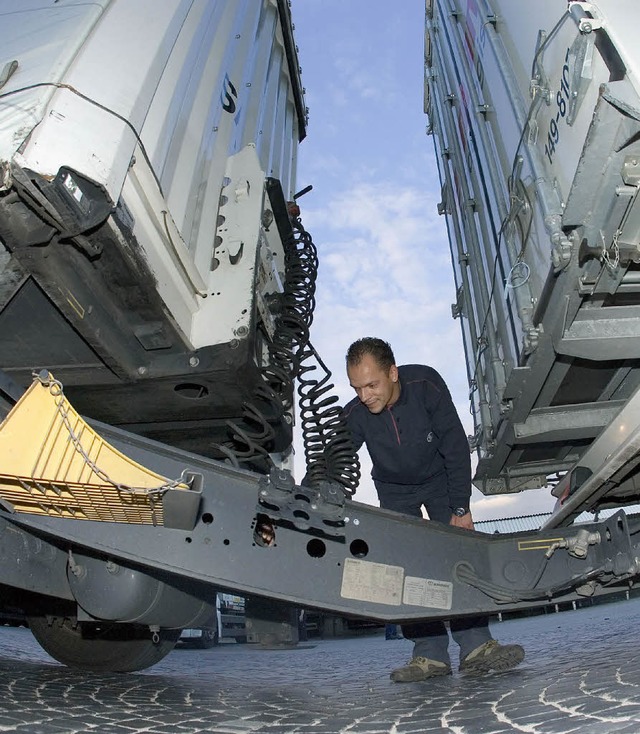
376;476;492;664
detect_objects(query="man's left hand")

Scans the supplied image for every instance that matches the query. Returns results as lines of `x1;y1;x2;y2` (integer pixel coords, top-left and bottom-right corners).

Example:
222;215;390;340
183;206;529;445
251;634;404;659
450;511;474;530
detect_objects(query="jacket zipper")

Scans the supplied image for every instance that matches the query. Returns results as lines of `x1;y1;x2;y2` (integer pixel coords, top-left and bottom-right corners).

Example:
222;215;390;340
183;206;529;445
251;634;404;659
387;407;401;445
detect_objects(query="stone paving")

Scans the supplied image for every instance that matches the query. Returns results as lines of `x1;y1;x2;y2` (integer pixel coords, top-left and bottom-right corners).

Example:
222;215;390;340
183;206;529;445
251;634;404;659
2;598;640;733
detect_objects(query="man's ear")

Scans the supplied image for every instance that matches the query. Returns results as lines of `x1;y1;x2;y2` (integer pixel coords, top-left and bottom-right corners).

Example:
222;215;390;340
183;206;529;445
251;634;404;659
389;365;398;383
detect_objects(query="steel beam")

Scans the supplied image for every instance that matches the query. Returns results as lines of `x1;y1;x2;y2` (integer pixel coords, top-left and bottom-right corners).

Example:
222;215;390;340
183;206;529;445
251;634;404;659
1;419;638;623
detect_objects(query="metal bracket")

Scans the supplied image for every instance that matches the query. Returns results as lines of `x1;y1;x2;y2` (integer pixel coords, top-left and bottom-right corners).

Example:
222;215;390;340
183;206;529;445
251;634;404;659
522;325;541;354
258;469;346;538
476;103;493;116
565;32;595;125
622;156;640;186
551;229;574;271
451;285;465;319
530;30;551;105
568;3;604;33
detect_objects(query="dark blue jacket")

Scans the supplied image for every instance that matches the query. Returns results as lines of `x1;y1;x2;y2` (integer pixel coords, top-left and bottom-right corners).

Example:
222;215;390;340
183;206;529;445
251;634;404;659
342;364;471;510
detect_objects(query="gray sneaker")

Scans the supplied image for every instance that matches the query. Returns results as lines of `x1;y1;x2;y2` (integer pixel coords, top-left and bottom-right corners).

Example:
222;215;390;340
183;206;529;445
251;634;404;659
390;656;452;682
459;640;524;675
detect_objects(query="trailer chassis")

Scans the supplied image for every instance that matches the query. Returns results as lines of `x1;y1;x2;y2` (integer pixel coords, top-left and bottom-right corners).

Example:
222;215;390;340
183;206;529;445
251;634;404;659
1;375;640;670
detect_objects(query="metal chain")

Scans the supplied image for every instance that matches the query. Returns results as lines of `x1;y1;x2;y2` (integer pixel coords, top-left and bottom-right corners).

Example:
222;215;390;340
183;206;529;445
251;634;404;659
39;373;188;497
601;229;621;272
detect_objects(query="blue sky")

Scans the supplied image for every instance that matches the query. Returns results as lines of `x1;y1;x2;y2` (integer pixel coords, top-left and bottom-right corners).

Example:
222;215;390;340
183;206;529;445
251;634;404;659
289;0;555;521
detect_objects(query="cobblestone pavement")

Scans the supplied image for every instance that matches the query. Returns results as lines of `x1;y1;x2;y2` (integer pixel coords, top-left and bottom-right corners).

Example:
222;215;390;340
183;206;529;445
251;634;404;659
3;598;640;733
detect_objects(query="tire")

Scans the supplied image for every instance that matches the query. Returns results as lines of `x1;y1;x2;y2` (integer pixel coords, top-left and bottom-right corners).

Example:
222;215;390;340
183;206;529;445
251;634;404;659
27;615;180;673
195;627;218;649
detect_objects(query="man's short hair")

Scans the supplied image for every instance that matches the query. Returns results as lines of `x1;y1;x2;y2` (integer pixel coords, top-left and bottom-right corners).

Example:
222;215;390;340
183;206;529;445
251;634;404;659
346;338;396;372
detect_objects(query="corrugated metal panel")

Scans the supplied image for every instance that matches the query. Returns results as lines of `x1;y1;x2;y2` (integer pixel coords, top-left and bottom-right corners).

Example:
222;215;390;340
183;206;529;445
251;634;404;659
0;0;305;251
476;505;640;534
475;514;548;535
0;0;111;163
142;0;304;254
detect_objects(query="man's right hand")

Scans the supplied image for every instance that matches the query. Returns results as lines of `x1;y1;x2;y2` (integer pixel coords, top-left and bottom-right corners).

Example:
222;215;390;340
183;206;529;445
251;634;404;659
450;511;474;530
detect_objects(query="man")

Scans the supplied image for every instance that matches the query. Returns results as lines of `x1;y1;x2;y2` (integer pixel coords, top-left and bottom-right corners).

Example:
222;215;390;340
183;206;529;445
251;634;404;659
343;337;524;682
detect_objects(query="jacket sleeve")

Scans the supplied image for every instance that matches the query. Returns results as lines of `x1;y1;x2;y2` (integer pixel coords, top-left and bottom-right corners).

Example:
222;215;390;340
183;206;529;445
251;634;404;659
430;382;472;510
341;401;365;452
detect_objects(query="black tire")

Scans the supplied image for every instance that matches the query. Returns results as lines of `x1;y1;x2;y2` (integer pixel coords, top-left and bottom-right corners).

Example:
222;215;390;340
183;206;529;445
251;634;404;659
27;616;180;673
195;627;218;649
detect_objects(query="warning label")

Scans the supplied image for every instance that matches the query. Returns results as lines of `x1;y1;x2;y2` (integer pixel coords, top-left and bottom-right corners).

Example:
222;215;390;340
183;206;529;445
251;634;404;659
340;558;403;606
402;576;453;610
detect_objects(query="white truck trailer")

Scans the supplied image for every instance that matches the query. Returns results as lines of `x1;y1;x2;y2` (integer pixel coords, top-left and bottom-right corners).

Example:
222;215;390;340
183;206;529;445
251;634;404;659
425;0;640;524
0;0;311;469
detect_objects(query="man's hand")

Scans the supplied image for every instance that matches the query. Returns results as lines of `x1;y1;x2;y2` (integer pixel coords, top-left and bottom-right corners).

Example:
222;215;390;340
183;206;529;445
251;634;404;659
450;511;474;530
255;516;276;546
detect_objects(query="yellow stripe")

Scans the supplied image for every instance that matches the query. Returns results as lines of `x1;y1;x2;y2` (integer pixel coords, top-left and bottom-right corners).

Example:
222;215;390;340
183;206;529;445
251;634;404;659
518;538;564;551
58;286;85;319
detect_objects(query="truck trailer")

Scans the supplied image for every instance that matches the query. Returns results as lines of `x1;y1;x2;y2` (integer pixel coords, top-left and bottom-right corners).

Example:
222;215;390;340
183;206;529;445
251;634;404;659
2;0;640;673
0;0;309;467
424;0;640;522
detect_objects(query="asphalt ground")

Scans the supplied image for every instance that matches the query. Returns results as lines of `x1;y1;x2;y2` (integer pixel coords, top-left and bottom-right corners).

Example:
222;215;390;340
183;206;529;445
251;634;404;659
2;597;640;733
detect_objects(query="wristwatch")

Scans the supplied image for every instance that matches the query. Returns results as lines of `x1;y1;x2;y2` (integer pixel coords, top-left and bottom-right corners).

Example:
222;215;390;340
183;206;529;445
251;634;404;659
452;507;469;517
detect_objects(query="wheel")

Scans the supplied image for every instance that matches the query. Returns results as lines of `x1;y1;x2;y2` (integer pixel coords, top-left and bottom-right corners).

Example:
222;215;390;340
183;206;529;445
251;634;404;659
195;627;218;649
27;615;181;672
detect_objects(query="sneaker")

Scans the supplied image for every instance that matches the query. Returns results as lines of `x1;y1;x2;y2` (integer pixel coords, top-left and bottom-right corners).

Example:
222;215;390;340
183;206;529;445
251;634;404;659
390;656;452;682
459;640;524;675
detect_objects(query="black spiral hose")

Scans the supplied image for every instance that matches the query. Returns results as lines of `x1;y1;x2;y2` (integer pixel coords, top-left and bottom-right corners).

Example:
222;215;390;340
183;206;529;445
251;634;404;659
263;216;318;396
280;215;360;495
297;343;361;496
216;202;360;495
213;401;277;470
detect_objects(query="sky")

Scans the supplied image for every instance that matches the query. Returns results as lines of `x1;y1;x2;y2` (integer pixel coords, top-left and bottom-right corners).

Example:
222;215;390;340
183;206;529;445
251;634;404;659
289;0;555;521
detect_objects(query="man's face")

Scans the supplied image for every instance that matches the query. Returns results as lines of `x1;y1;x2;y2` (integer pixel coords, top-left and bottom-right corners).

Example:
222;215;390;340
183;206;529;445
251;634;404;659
347;354;400;414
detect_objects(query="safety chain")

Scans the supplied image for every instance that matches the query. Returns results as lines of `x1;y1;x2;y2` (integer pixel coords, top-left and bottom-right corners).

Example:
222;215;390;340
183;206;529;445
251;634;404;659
601;229;621;272
38;372;189;498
